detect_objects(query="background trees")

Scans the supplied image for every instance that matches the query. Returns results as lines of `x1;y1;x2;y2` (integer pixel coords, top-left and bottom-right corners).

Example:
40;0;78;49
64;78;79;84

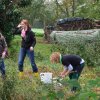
0;0;100;44
0;0;32;44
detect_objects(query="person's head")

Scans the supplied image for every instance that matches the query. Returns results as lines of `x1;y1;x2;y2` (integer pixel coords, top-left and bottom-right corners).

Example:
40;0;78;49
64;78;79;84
50;52;61;63
20;19;31;30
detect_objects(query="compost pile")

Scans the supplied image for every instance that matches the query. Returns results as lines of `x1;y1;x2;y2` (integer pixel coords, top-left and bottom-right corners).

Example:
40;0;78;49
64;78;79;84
56;17;94;31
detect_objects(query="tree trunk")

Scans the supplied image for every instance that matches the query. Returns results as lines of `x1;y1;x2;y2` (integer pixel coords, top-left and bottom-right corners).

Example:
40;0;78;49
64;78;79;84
66;7;69;17
72;0;75;17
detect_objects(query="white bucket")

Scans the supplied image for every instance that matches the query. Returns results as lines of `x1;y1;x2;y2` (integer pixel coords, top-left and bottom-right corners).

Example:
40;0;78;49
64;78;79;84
40;72;52;84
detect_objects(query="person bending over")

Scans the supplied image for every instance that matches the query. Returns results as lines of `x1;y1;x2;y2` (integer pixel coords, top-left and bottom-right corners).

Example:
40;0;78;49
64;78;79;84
50;52;85;92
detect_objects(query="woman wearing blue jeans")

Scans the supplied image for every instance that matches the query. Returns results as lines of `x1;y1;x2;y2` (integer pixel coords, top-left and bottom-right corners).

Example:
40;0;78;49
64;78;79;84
14;19;38;77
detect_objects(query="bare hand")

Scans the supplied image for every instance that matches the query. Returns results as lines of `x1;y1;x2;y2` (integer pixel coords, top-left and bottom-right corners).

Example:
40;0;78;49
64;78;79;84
60;72;66;78
2;52;6;59
17;24;22;28
30;47;33;51
60;74;65;78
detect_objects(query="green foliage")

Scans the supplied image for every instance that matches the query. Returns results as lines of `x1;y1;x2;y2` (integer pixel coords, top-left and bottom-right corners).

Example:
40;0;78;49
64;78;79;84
75;0;100;19
88;77;100;87
18;0;32;7
18;0;59;26
8;36;21;61
35;52;44;61
67;79;81;90
32;28;44;37
0;1;18;44
18;0;46;25
50;30;100;67
0;36;99;99
76;91;97;100
0;76;17;100
0;0;32;45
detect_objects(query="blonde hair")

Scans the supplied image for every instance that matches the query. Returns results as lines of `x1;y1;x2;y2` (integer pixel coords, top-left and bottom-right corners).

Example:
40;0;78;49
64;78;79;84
50;52;61;63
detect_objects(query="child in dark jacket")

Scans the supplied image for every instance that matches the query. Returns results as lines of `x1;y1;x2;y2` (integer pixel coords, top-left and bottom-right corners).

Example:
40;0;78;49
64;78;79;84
50;52;85;92
0;33;8;79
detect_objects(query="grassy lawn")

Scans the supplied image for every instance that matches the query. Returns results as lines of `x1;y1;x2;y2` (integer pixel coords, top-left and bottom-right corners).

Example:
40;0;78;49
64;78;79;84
0;34;100;99
32;28;44;37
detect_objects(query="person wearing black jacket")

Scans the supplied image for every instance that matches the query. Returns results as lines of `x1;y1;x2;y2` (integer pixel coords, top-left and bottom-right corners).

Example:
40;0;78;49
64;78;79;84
50;52;85;92
14;19;38;78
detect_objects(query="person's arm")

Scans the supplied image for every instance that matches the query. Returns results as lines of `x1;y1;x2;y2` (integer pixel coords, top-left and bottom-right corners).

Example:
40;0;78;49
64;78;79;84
32;31;36;47
60;64;73;78
30;31;36;51
60;69;71;78
13;24;23;35
13;27;22;35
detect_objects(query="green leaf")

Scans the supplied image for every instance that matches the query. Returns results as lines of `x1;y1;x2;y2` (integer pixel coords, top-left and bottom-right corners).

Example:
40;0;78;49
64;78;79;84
56;91;64;98
41;96;47;100
78;91;98;100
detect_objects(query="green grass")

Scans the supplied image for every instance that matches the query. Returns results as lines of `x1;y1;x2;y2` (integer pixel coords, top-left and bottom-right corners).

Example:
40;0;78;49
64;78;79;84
0;35;100;100
35;42;52;57
32;28;44;37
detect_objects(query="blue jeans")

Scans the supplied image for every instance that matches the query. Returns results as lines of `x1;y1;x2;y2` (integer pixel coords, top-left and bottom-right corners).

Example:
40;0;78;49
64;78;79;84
0;59;5;76
18;48;38;72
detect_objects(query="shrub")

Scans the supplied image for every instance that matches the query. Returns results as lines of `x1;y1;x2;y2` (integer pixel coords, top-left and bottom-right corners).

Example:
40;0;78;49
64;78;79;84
50;30;100;67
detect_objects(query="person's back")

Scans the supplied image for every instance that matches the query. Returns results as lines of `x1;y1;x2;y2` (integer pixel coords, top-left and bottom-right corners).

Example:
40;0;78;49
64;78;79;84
62;55;81;66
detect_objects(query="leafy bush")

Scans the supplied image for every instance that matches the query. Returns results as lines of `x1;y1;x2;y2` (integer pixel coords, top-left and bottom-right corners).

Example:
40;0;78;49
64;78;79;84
50;30;100;67
0;36;99;100
0;76;17;100
0;0;32;45
75;1;100;19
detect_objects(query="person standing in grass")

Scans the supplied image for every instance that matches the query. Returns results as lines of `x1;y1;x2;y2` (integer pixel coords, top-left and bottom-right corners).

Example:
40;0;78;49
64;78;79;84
14;19;38;78
50;52;85;92
0;32;8;79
